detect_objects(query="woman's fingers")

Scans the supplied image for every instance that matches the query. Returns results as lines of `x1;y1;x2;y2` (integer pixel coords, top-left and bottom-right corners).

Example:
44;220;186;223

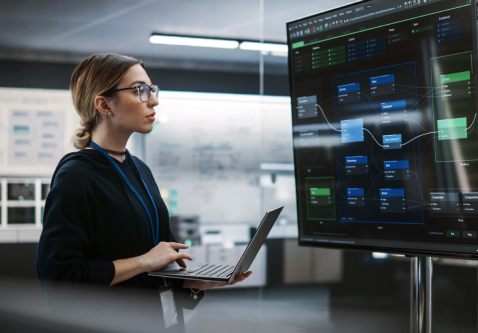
226;271;251;283
234;272;252;280
141;242;194;272
175;253;193;261
188;274;251;290
168;242;190;249
230;277;245;285
175;258;187;268
228;271;252;285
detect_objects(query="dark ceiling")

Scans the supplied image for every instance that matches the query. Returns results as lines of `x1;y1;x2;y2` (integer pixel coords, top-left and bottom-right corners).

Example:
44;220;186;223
0;0;353;72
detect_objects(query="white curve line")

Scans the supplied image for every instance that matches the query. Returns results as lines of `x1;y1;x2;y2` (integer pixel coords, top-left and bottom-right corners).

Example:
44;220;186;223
466;113;477;130
315;104;342;132
362;128;385;147
400;131;439;146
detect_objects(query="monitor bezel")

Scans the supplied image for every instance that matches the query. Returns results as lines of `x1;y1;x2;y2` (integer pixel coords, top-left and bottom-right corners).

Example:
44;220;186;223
286;0;478;259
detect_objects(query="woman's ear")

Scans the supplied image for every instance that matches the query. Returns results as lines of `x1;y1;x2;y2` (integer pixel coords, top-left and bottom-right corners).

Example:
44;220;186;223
94;96;113;116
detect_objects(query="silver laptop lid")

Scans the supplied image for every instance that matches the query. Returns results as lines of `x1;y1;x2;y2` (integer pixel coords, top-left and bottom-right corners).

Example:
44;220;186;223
229;206;283;282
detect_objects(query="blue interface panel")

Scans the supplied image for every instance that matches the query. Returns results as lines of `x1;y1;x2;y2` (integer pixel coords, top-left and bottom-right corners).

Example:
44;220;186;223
340;118;364;143
333;63;423;224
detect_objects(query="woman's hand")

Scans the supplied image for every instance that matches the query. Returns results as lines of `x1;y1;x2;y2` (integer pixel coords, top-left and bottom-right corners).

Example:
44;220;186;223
110;242;192;286
183;271;253;291
139;242;193;272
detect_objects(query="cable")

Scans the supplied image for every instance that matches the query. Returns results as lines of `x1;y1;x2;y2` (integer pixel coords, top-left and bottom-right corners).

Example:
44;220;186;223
314;101;461;150
400;131;439;146
316;104;342;132
362;128;385;147
316;103;385;147
466;113;477;130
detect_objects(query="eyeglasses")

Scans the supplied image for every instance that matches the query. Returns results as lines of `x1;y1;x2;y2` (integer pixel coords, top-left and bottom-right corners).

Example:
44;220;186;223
104;84;159;102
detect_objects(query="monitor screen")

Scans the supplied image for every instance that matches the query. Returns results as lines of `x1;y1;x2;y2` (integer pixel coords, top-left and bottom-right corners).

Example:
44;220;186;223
287;0;478;257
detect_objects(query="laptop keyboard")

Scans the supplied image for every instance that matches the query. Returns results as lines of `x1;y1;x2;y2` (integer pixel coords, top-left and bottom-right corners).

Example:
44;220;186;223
182;264;235;278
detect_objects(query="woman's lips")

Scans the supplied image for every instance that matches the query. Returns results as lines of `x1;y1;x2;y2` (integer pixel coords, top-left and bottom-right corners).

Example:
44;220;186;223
146;112;156;122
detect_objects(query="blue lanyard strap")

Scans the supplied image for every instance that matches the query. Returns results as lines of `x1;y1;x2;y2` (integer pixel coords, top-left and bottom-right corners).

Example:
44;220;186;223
129;154;160;246
90;141;160;246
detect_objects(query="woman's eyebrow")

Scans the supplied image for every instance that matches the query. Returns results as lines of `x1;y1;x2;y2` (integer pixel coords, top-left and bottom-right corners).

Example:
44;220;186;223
127;80;149;86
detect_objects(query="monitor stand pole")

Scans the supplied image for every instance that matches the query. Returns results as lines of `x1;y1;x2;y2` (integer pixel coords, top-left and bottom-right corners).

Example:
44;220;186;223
410;256;433;333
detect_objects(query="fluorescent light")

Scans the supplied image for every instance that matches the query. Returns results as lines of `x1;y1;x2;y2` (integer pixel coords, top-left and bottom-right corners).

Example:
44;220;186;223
150;35;239;49
240;41;288;53
372;252;389;259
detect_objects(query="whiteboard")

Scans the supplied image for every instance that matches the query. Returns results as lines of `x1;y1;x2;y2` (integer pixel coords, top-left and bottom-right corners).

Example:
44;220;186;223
145;92;293;224
0;88;78;176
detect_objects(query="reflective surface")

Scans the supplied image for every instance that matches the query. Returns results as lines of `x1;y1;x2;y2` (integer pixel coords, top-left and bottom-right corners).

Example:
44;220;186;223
288;0;478;257
1;252;477;333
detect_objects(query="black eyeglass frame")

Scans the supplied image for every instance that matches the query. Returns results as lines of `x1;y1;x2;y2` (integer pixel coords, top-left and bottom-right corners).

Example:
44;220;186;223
102;84;159;102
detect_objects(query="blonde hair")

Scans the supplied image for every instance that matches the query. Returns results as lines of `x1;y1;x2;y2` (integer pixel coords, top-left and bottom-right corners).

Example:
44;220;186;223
70;53;144;149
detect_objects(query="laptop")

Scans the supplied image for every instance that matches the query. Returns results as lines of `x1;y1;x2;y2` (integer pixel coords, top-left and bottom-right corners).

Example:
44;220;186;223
149;206;284;283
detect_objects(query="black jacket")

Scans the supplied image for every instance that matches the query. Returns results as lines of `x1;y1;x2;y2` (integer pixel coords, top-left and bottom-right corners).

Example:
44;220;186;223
36;149;185;295
36;149;203;332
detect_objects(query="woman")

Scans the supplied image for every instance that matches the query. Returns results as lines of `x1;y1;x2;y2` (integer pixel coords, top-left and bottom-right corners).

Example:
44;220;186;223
36;53;251;315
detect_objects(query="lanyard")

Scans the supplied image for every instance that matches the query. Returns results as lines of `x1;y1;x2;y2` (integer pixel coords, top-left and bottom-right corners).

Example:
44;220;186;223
90;141;160;246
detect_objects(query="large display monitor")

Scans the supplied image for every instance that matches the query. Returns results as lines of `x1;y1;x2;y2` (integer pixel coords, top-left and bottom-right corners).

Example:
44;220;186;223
287;0;478;258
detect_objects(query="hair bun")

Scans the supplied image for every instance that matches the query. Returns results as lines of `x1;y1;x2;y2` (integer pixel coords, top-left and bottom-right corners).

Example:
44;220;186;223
73;125;92;149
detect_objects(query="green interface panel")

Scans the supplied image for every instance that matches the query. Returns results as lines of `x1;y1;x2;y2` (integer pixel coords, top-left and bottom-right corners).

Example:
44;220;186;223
431;52;478;162
306;177;336;221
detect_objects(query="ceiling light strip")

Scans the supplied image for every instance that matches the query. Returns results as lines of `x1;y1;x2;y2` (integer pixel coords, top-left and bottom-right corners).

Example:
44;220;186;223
149;35;239;49
150;34;288;56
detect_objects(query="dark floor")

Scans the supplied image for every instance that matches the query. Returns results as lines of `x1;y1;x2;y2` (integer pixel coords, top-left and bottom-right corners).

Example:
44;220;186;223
0;278;475;333
185;282;476;333
0;244;476;333
184;286;409;333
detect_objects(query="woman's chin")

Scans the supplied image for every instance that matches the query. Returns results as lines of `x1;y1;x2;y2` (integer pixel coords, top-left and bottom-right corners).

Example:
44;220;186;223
136;124;154;134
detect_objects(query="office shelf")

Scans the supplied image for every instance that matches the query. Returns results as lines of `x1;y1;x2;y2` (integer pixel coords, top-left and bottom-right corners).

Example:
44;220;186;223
0;177;50;243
